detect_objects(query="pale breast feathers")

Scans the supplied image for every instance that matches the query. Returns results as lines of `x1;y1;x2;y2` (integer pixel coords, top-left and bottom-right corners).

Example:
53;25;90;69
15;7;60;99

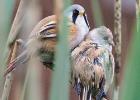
71;40;106;86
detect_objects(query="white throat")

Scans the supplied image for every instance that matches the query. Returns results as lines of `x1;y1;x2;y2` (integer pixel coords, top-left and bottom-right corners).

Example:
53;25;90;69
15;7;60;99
76;16;89;33
70;16;89;50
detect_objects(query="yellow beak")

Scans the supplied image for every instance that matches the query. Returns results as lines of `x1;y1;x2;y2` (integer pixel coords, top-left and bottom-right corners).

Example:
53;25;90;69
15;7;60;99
79;11;84;16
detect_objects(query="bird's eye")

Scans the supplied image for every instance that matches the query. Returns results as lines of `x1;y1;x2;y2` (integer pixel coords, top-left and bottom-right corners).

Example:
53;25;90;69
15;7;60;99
72;9;79;24
73;9;79;15
103;36;108;40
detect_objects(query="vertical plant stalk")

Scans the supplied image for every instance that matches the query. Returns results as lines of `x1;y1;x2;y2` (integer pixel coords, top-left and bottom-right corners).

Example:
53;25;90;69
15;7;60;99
54;0;63;22
1;40;20;100
0;0;15;95
114;0;121;75
50;0;71;100
20;56;43;100
113;0;121;99
1;0;28;98
136;0;140;32
91;0;103;26
8;0;28;44
19;0;43;99
8;0;28;45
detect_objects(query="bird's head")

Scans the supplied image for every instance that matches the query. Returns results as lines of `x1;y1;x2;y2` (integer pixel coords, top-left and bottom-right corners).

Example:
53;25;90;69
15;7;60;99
64;4;90;32
88;26;114;49
98;26;114;46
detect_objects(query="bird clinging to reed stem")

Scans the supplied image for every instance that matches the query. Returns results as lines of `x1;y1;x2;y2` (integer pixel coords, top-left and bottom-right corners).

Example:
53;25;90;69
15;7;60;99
4;4;90;75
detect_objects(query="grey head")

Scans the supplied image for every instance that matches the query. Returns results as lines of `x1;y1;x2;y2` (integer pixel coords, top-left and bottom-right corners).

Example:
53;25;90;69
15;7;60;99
87;26;114;51
64;4;90;32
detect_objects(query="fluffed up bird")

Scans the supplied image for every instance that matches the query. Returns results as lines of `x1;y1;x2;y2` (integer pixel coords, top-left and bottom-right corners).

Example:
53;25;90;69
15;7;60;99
5;4;90;75
71;26;114;100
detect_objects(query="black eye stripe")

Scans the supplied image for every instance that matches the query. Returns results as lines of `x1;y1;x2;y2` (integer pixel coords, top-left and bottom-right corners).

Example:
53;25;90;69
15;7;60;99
83;13;90;28
73;9;79;14
72;9;90;29
72;9;79;24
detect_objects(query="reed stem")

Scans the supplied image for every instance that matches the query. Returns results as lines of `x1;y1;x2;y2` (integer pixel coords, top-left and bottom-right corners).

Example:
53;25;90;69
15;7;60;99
1;40;20;100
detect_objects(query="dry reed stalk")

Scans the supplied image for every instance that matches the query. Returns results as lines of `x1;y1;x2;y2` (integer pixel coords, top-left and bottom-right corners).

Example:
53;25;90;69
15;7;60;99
136;0;140;31
8;0;28;46
19;0;43;99
1;40;20;100
0;0;15;96
20;55;43;100
54;0;63;22
113;0;122;99
1;0;28;99
136;0;140;14
114;0;121;76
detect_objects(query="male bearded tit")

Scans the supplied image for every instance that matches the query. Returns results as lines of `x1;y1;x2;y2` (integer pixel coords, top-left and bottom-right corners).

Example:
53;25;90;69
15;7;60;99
71;26;114;100
5;4;90;75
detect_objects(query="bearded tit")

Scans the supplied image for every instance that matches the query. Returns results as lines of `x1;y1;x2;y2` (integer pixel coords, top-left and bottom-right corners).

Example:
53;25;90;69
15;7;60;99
5;4;90;75
71;26;114;100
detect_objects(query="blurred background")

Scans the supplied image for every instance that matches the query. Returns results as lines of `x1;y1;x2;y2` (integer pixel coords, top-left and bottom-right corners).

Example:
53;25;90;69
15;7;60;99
0;0;137;100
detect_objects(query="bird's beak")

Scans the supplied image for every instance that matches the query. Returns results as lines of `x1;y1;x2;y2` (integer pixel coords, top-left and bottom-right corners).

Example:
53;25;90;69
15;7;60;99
79;11;84;16
109;40;115;46
111;41;115;46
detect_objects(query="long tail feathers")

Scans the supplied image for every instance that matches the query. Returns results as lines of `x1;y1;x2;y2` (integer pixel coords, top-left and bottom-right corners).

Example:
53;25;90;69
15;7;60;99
4;50;28;76
82;86;89;100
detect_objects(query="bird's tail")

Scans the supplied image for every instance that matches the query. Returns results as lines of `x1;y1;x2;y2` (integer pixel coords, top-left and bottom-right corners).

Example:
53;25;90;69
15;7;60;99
4;50;28;76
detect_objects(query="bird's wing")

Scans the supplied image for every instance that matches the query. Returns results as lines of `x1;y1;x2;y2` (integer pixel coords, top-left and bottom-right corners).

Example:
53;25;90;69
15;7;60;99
29;15;57;39
97;47;114;92
29;15;79;39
